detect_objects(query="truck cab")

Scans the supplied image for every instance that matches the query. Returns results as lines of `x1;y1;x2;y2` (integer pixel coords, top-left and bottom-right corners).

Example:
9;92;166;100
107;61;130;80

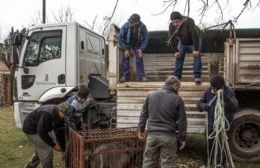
14;22;106;128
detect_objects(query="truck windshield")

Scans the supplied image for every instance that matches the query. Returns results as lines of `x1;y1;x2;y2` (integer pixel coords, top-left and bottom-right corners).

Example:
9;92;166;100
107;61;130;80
23;30;62;66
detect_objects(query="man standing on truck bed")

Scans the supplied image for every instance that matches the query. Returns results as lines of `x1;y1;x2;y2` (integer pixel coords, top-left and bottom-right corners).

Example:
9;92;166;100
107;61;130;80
138;76;187;168
118;13;149;82
169;11;202;84
23;102;73;168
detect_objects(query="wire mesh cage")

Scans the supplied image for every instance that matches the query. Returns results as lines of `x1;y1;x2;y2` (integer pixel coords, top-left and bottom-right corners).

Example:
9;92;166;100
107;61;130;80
69;127;145;168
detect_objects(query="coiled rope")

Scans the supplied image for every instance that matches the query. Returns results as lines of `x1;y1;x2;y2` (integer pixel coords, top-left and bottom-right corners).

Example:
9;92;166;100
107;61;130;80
207;90;235;168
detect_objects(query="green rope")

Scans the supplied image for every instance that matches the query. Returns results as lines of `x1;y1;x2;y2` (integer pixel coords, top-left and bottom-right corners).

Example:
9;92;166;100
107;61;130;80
207;90;235;168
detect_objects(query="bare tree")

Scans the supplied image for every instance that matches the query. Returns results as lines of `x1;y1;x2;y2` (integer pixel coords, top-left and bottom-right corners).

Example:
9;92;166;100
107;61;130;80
102;0;119;37
53;6;73;23
84;15;98;30
156;0;260;27
83;0;119;38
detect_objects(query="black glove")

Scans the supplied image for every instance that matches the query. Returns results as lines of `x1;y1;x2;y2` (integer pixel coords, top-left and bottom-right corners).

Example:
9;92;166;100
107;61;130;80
199;103;210;111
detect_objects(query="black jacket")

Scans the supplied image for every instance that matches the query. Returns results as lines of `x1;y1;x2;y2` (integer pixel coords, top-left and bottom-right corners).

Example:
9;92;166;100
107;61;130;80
139;85;187;141
23;105;64;147
197;85;239;129
169;17;201;53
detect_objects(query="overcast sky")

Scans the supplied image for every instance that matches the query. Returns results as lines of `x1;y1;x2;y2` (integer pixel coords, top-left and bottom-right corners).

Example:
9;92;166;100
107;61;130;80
0;0;260;40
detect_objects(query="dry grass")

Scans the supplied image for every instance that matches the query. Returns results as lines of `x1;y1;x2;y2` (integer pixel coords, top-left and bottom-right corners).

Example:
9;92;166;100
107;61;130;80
0;106;64;168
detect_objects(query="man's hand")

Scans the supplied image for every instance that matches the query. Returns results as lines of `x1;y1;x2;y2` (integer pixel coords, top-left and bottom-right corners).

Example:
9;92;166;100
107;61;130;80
124;50;130;58
174;52;180;59
179;141;186;150
138;131;147;141
137;49;143;58
192;50;200;57
53;144;63;152
199;103;210;111
81;123;87;131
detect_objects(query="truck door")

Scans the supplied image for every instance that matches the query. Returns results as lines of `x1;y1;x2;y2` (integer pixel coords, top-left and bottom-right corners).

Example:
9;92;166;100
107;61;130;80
17;28;66;101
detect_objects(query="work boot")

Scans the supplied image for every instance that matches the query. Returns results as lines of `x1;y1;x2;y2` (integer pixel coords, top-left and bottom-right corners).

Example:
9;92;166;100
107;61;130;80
120;77;128;83
24;153;40;168
195;77;201;85
138;77;148;82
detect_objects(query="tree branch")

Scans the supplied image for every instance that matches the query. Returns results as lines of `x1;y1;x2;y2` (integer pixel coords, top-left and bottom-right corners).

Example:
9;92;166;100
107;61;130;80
153;0;178;16
233;0;251;22
102;0;119;36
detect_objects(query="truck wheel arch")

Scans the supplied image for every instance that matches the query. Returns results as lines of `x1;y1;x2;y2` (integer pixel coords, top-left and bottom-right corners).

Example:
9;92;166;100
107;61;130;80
229;108;260;162
39;86;76;104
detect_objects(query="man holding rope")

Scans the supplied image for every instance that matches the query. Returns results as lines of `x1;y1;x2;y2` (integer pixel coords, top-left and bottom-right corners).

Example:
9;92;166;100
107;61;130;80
197;74;239;168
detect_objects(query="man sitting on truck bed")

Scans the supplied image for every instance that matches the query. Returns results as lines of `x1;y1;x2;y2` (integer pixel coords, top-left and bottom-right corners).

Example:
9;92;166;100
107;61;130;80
118;13;149;82
67;85;90;130
168;11;202;84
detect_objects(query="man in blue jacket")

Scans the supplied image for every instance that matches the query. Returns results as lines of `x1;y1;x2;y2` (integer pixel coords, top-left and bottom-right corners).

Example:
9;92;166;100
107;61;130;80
118;13;149;82
67;85;90;130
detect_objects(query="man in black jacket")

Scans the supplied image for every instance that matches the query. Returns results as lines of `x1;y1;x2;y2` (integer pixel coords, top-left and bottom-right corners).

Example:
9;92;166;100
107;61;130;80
23;102;73;168
197;74;239;167
169;11;202;84
138;76;187;168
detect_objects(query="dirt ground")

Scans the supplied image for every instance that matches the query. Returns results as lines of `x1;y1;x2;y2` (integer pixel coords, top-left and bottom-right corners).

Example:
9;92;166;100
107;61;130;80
0;106;259;168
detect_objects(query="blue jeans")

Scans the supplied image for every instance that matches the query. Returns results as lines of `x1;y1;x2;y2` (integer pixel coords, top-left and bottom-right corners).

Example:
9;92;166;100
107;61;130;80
121;49;144;80
174;39;202;80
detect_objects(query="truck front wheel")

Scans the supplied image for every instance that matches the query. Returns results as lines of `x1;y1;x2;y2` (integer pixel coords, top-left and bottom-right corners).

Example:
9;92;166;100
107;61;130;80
229;109;260;162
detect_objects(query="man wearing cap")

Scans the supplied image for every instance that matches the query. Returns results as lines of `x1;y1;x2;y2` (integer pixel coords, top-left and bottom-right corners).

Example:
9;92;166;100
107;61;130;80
23;102;73;168
118;13;149;82
67;85;90;130
168;11;202;84
138;76;187;168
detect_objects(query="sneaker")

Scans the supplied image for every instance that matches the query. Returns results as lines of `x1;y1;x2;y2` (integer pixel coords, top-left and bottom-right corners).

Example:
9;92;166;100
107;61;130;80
120;77;128;83
138;77;148;82
195;77;202;84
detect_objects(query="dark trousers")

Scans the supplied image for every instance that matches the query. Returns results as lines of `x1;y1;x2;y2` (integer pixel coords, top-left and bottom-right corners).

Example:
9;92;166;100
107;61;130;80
121;49;144;80
174;39;202;80
143;133;177;168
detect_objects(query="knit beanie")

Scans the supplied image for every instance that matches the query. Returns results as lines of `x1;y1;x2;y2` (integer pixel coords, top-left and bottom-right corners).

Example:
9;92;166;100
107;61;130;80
170;11;183;20
210;74;225;90
58;102;73;116
129;13;141;23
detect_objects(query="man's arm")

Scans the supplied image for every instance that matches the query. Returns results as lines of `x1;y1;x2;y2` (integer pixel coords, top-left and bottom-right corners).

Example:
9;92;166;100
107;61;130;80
223;88;239;112
37;113;56;148
168;23;179;53
140;24;149;51
197;90;210;112
118;23;130;50
189;19;200;51
138;95;149;133
177;97;187;142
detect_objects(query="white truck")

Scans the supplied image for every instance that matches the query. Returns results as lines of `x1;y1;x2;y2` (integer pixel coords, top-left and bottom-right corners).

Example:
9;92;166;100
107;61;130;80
12;22;260;162
13;22;110;128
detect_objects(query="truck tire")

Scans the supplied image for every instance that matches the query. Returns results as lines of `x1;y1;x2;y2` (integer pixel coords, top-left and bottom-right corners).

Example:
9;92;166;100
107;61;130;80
229;109;260;162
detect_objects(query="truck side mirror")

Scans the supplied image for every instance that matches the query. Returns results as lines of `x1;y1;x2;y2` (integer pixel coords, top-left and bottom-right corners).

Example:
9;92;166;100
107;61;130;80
13;33;23;46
